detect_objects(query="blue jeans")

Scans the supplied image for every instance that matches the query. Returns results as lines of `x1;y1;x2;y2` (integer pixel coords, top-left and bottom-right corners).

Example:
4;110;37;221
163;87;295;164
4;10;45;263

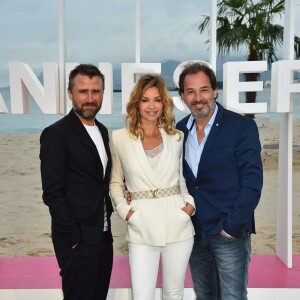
189;231;251;300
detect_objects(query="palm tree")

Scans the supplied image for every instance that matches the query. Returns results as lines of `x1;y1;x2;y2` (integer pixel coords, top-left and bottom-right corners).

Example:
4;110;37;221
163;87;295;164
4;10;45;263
198;0;300;118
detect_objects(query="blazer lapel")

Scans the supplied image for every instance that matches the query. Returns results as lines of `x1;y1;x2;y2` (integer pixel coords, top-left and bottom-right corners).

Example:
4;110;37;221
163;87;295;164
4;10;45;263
155;128;173;180
67;110;101;162
181;117;197;180
130;128;172;187
131;136;156;184
196;103;223;178
95;120;113;215
95;119;112;180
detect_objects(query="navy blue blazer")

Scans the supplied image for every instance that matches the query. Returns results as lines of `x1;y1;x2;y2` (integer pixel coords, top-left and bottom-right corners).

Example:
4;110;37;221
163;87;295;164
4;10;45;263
176;103;263;238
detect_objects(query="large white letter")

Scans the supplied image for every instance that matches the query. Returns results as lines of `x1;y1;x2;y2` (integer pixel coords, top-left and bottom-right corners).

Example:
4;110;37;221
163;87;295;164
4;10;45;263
223;61;268;114
98;63;113;115
65;63;113;114
172;60;215;113
121;63;161;114
0;92;8;113
271;60;300;112
9;62;59;114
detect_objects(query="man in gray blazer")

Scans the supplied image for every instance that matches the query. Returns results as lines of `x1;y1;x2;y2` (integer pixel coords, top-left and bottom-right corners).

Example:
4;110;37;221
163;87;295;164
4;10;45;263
40;64;113;300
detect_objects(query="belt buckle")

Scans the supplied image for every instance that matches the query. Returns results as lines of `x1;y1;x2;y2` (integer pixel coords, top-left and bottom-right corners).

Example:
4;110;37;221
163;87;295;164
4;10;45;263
151;189;159;198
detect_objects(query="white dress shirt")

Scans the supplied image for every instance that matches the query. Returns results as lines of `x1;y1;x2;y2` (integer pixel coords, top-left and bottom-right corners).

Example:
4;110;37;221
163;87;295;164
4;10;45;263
185;105;218;177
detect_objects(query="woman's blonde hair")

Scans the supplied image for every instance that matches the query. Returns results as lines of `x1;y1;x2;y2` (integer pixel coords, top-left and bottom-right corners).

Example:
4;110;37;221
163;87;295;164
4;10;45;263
126;74;181;140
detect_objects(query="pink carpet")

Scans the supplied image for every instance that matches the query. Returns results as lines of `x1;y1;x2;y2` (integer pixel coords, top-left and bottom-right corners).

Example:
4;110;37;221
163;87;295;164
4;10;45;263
0;255;299;289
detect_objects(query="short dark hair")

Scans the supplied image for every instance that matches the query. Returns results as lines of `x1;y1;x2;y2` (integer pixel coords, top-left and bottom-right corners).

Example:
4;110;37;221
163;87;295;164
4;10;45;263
178;62;217;94
68;64;105;91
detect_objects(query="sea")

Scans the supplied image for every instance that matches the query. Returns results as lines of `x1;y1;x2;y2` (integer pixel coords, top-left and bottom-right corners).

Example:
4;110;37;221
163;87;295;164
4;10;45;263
0;87;299;134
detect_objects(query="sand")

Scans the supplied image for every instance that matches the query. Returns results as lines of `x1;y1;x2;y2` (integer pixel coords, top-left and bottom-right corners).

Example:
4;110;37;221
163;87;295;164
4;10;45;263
0;119;299;257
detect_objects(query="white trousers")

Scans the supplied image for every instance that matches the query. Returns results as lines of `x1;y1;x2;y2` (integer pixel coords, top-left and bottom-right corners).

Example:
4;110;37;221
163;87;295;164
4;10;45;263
128;238;194;300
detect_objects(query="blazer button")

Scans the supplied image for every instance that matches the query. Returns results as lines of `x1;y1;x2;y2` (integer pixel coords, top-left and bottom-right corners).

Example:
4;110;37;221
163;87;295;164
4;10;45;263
195;185;200;190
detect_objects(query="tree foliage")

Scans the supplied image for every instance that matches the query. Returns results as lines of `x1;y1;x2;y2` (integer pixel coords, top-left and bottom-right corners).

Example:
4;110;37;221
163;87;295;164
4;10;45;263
198;0;300;117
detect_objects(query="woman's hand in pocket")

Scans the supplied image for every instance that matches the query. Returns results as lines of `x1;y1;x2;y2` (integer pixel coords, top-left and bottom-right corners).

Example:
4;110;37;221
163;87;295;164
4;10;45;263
181;203;195;216
126;209;135;221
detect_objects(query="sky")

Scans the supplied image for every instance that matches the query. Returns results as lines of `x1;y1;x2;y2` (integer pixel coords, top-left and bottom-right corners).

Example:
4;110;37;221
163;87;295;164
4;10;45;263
0;0;212;88
0;0;299;88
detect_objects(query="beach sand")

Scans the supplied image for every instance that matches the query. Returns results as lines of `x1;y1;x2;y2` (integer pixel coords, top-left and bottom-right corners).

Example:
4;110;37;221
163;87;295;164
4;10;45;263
0;119;299;256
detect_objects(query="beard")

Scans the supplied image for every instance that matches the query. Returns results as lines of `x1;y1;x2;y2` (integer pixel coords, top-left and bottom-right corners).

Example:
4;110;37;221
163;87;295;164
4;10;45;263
189;99;216;120
73;102;101;120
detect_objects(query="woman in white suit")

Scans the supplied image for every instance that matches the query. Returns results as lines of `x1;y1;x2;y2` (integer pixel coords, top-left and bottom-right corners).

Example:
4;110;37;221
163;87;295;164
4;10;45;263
109;74;195;300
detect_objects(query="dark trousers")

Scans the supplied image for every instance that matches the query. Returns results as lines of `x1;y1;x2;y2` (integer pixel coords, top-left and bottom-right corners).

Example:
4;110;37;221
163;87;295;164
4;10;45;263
52;231;113;300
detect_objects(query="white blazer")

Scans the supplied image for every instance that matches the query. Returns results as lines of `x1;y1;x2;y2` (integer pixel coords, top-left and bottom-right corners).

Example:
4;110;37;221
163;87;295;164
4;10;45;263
109;128;195;246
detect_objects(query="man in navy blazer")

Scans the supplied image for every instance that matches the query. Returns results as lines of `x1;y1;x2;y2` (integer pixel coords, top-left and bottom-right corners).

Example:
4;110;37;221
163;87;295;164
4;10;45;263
40;64;113;300
176;62;263;300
